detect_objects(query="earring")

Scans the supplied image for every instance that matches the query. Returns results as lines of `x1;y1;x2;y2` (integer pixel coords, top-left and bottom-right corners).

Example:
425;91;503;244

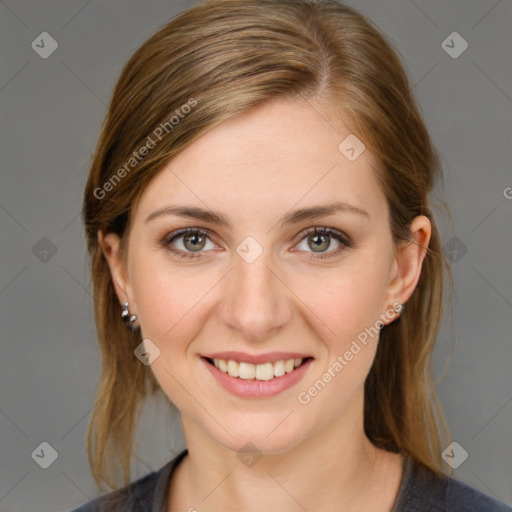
390;302;404;315
121;302;139;331
380;302;404;329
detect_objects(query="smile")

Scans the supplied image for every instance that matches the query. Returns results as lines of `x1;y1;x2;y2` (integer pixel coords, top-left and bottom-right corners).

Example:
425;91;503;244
206;357;311;381
201;354;314;398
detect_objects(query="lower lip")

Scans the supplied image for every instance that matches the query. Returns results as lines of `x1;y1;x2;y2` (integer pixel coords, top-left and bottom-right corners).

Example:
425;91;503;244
201;357;314;398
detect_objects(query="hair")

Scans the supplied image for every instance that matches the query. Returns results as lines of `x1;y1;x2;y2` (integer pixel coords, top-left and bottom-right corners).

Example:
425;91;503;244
82;0;454;492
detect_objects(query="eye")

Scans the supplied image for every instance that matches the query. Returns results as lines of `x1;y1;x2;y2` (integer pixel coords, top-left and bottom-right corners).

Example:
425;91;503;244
160;226;351;260
162;228;216;259
294;227;351;260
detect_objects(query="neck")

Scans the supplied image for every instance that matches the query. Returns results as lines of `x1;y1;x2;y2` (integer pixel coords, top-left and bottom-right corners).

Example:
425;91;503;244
169;400;403;512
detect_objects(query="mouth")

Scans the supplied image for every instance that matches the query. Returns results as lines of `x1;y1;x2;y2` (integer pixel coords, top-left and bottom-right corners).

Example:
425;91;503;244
202;356;314;382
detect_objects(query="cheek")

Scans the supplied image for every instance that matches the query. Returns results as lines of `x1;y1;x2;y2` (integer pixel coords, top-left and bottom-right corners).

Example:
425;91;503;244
295;286;382;419
292;254;389;395
132;257;209;344
298;259;388;347
130;263;210;412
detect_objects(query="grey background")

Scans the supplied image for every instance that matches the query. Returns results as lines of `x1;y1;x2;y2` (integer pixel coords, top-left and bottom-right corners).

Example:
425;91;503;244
0;0;511;510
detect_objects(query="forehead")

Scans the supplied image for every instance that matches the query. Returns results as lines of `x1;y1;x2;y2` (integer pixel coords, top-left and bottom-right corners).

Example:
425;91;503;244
134;97;387;226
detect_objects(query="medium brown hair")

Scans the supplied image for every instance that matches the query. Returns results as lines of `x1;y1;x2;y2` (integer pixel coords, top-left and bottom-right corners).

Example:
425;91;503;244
82;0;454;491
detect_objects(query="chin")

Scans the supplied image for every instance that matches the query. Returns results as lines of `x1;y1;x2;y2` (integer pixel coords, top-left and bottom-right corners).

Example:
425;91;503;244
205;413;311;456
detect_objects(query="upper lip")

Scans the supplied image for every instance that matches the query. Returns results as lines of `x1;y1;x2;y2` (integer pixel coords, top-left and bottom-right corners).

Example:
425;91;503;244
201;351;313;365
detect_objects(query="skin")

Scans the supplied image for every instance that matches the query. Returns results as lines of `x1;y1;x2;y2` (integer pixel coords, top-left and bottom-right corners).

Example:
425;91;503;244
99;96;431;512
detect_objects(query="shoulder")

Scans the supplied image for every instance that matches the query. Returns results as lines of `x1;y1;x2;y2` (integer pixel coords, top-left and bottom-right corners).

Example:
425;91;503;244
69;450;188;512
394;455;512;512
68;468;162;512
445;477;512;512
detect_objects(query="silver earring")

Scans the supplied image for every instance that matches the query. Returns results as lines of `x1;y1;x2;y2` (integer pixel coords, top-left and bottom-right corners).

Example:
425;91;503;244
121;302;138;331
391;302;404;315
380;302;404;329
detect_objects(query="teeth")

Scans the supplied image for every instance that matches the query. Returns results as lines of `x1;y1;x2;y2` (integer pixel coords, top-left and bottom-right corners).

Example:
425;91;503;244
284;359;295;373
273;360;285;377
238;362;255;379
255;362;274;381
227;359;239;377
212;358;305;381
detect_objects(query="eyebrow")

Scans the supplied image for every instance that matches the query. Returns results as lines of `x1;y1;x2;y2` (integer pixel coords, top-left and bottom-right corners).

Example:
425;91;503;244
144;200;370;228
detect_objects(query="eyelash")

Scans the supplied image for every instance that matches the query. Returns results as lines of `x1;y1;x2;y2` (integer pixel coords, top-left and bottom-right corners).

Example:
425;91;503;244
160;227;351;261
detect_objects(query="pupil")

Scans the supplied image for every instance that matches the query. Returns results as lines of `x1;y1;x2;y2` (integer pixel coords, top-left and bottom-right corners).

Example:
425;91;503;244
186;234;204;251
311;234;328;252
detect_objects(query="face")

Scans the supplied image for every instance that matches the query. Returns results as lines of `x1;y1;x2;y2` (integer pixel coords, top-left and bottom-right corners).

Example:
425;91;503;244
100;96;430;455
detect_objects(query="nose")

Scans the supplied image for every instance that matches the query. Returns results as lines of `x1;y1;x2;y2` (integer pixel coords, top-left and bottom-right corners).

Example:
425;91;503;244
219;250;292;342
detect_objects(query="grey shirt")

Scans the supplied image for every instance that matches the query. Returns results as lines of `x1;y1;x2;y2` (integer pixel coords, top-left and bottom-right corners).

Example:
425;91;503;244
70;449;511;511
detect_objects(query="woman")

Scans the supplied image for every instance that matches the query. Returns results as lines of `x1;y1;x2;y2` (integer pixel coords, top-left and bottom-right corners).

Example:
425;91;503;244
72;0;511;510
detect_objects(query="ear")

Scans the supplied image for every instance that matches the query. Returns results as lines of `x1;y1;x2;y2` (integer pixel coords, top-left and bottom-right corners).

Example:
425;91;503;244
97;230;135;309
381;215;431;325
